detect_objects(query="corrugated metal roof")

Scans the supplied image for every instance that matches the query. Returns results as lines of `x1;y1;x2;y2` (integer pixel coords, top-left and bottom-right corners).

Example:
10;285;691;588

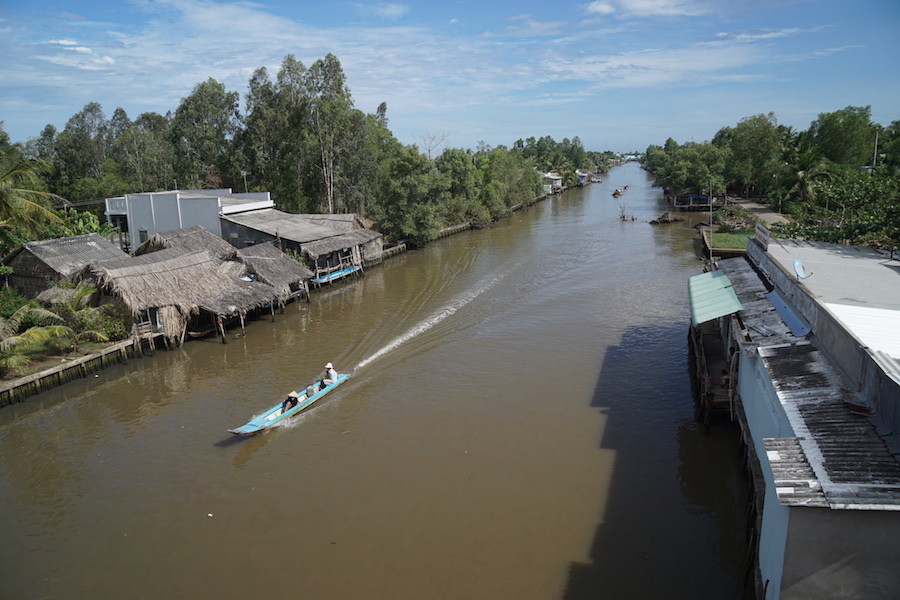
222;209;343;243
9;233;128;276
688;270;743;326
714;254;900;511
300;229;383;259
760;343;900;510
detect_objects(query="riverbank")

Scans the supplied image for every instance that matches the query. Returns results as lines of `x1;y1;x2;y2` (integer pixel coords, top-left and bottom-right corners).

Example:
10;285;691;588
1;161;749;600
0;178;591;405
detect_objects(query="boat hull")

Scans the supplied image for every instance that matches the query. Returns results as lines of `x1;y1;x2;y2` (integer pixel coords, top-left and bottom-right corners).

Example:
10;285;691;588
227;373;350;436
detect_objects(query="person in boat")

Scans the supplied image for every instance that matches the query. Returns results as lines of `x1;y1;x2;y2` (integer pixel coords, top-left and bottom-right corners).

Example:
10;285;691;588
281;390;300;413
320;362;338;390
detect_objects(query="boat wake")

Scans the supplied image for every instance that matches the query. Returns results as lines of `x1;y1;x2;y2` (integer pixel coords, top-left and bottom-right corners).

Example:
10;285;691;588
354;268;513;371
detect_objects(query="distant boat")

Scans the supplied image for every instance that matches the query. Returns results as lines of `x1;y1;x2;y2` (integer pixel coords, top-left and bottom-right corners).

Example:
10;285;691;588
612;188;624;197
228;373;351;436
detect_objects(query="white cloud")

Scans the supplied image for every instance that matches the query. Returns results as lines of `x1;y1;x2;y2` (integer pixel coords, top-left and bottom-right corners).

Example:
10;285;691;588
482;14;567;38
583;0;711;18
355;3;409;20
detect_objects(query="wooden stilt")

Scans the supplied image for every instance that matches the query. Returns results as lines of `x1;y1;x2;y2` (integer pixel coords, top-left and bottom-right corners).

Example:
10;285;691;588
218;316;227;344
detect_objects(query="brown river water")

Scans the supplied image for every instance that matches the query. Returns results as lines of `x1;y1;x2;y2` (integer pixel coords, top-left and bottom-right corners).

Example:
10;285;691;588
0;163;749;599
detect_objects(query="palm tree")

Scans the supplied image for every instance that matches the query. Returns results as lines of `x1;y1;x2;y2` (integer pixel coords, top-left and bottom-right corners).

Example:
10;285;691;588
0;305;68;375
50;286;110;352
0;149;64;245
782;147;832;214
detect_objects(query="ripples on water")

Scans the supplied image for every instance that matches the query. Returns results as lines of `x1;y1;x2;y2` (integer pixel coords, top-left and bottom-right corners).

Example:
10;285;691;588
0;163;747;600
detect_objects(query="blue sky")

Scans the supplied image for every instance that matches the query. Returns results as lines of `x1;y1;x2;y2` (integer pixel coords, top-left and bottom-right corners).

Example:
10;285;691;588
1;0;898;152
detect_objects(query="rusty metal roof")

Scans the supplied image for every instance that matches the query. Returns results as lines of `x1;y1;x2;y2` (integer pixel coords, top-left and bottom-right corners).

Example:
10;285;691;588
715;255;900;510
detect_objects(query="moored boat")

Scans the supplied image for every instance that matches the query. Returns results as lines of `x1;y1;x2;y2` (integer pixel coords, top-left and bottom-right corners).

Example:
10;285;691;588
228;373;351;435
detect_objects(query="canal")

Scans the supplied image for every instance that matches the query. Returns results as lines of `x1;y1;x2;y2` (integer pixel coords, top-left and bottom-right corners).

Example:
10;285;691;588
0;162;749;599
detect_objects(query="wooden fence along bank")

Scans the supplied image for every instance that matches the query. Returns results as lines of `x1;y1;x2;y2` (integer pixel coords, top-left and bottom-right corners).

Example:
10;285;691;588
0;335;162;407
0;181;582;406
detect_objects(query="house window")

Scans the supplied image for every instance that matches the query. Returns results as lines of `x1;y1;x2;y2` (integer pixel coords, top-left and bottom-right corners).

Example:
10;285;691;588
138;228;148;244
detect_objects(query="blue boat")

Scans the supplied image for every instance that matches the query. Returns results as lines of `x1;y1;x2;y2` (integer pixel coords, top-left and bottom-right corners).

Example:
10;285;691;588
228;373;351;436
310;265;361;285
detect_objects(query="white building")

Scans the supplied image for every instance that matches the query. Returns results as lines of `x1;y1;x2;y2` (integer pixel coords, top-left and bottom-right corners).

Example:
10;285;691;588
104;189;273;250
689;229;900;599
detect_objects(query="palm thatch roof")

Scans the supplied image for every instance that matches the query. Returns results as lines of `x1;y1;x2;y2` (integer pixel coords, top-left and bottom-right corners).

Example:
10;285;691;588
234;242;313;299
134;225;237;261
300;229;383;259
35;286;95;306
78;248;276;336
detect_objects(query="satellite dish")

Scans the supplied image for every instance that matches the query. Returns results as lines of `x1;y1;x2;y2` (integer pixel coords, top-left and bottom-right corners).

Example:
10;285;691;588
793;258;812;280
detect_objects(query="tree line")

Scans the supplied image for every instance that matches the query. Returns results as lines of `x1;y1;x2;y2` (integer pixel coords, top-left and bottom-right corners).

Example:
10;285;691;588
1;53;611;257
642;107;900;248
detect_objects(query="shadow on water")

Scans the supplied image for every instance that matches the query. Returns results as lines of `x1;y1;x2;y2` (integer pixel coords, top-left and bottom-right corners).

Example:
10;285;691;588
563;323;751;599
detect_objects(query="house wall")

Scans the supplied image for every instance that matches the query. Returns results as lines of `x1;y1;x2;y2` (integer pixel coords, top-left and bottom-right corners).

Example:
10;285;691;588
780;507;900;599
220;220;277;248
5;249;61;297
737;350;795;598
126;194;221;249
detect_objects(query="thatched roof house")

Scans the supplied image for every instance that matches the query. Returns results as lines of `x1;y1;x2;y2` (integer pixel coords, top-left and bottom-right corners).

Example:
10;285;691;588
234;242;313;301
134;225;237;261
3;233;129;297
77;248;277;341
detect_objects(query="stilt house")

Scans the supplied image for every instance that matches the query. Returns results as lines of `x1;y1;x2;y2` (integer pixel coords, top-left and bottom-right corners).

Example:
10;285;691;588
77;249;277;344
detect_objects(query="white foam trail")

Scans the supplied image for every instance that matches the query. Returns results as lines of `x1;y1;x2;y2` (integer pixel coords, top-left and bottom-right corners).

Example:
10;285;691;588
355;270;510;370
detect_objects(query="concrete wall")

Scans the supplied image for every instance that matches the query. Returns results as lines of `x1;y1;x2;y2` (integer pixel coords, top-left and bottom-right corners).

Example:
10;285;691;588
781;508;900;599
737;351;795;598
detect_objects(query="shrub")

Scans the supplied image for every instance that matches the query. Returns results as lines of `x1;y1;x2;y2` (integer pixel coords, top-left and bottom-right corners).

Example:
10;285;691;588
0;287;36;318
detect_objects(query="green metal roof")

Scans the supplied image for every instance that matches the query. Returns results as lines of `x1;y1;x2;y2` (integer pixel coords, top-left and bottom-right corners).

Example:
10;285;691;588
688;270;743;326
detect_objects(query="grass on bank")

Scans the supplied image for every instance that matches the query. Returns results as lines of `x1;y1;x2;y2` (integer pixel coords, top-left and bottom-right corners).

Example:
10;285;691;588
710;229;755;249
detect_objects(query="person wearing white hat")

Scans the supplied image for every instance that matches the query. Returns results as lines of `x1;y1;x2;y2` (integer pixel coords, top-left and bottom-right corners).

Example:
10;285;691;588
320;362;338;390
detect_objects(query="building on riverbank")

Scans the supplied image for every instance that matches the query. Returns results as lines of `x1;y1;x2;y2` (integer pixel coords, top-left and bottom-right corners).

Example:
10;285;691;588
104;188;274;251
3;233;129;297
688;228;900;599
221;209;383;283
76;248;278;344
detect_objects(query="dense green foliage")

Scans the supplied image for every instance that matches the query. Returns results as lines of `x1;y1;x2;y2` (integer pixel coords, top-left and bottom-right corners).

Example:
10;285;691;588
3;53;608;252
643;106;900;248
0;286;126;376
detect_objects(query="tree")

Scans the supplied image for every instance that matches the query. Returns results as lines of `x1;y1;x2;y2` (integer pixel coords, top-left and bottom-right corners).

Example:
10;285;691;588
0;305;68;375
169;78;240;188
307;54;354;213
54;102;108;184
115;112;174;191
0;150;64;254
808;106;875;167
418;133;449;160
723;113;781;197
369;145;448;244
781;145;832;214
